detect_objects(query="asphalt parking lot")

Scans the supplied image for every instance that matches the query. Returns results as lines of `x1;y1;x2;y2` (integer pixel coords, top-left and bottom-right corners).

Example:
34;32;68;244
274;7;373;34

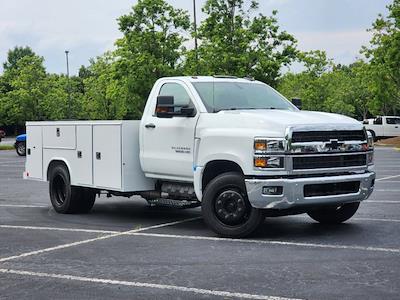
0;148;399;300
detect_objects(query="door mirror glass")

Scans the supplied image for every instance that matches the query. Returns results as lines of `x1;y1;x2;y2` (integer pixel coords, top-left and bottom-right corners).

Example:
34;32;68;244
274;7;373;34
291;98;302;110
373;117;382;125
156;96;195;118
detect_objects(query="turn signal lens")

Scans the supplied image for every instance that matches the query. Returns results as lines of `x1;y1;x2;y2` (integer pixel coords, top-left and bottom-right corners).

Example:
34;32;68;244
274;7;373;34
254;157;267;167
254;156;284;168
254;141;267;151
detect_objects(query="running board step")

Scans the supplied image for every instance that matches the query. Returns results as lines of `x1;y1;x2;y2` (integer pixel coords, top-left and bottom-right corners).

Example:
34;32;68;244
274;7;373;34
147;198;200;209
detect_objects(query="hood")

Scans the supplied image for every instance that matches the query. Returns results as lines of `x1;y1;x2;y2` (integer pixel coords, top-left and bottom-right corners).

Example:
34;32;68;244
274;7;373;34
197;109;363;137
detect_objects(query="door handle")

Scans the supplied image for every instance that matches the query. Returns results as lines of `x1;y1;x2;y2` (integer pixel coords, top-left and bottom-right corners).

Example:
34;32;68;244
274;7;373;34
395;126;398;128
145;123;156;129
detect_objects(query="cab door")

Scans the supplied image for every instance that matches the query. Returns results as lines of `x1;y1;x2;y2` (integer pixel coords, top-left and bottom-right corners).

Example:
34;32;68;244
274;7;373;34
385;117;400;136
141;80;199;181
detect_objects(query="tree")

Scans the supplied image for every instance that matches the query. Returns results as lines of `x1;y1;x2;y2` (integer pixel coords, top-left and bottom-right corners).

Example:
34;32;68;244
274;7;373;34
278;51;331;111
81;53;128;120
3;46;36;72
184;0;297;87
362;0;400;115
0;55;47;127
115;0;191;118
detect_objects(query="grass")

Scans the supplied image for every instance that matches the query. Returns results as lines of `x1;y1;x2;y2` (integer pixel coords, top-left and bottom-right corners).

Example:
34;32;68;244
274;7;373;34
0;145;14;150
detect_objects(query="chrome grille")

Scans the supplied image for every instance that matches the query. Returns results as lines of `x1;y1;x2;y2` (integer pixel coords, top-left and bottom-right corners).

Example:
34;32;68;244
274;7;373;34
291;130;366;143
293;154;366;170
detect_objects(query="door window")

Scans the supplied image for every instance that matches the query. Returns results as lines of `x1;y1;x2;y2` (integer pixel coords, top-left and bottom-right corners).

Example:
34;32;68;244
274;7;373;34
157;83;194;114
386;117;400;125
373;117;383;125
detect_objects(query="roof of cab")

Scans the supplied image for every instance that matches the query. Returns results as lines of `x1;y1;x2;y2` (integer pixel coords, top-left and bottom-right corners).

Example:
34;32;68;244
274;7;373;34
159;76;262;84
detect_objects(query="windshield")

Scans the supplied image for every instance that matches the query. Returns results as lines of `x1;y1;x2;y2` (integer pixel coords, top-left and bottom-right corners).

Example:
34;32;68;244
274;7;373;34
192;81;296;113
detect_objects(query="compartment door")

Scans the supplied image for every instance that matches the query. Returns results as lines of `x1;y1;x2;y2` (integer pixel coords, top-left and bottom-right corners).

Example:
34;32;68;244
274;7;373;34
75;125;93;185
26;126;43;179
93;125;121;190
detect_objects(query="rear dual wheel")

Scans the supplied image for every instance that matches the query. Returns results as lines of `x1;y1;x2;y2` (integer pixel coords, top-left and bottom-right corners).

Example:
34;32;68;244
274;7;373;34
49;164;96;214
202;172;264;238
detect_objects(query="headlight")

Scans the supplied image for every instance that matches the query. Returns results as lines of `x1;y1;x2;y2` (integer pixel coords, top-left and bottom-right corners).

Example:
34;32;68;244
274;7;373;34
254;139;285;153
367;131;374;148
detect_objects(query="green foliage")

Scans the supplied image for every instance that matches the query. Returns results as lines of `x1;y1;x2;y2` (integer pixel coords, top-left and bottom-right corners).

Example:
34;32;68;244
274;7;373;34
1;0;399;127
184;0;297;87
362;0;400;115
116;0;191;118
3;46;36;72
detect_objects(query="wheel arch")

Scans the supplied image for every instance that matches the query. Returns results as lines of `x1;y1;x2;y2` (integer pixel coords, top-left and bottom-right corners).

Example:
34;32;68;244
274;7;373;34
201;160;244;192
46;159;71;181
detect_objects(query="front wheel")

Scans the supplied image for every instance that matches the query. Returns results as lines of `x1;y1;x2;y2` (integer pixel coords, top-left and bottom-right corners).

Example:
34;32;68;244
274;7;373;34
15;141;26;156
307;202;360;224
202;172;264;238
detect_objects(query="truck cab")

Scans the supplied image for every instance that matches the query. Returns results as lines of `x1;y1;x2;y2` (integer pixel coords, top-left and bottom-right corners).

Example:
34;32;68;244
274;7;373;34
364;116;400;140
25;76;375;238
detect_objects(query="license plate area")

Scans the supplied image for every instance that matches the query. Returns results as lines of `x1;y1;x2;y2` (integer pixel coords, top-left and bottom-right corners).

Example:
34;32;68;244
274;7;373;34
304;181;360;197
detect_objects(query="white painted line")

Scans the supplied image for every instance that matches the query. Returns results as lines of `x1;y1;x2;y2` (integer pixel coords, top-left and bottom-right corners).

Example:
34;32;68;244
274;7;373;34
376;181;400;183
376;174;400;181
353;217;400;223
373;189;400;192
0;204;46;208
0;160;25;165
0;225;119;234
365;200;400;204
0;269;299;300
0;217;200;263
128;232;400;254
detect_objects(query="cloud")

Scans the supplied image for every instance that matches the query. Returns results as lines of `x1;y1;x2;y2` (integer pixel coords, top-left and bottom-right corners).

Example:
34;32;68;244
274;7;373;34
0;0;390;75
294;30;371;64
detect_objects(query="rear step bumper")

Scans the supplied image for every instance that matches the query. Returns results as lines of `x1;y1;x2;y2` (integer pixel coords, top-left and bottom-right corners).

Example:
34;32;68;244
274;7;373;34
245;172;375;209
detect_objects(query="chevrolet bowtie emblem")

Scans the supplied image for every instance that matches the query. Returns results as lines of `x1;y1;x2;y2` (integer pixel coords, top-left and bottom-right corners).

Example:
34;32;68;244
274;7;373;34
326;139;343;150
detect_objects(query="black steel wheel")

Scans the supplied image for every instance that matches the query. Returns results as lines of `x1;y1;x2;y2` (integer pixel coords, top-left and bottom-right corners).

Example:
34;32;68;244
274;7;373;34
202;172;264;238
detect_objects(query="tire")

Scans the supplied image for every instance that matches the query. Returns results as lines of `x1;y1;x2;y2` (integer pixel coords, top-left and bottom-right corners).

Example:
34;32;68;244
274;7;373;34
15;141;26;156
367;130;377;142
49;164;96;214
202;172;264;238
307;202;360;224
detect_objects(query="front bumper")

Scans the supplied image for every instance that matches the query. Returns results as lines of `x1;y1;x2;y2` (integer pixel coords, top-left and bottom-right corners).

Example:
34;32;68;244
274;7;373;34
245;172;375;209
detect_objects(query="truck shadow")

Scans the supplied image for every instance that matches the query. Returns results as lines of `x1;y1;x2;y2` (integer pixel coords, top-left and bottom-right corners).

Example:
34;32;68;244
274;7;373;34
253;216;363;240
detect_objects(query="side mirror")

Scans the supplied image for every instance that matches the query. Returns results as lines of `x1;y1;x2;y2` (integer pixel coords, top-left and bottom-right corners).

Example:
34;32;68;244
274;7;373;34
291;98;302;110
156;96;196;118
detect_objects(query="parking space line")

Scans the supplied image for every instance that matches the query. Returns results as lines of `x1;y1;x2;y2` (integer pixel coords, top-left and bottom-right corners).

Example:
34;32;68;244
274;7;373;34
0;225;119;234
0;204;47;208
0;269;300;300
373;189;400;192
353;217;400;223
0;217;200;263
376;175;400;181
128;232;400;254
365;200;400;204
0;161;24;165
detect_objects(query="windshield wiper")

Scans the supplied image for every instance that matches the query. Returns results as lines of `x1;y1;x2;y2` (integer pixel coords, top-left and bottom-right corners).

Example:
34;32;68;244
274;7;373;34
216;107;281;112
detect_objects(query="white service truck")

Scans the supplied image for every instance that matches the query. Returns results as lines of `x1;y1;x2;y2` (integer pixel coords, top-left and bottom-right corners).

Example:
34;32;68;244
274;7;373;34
25;76;375;237
363;116;400;140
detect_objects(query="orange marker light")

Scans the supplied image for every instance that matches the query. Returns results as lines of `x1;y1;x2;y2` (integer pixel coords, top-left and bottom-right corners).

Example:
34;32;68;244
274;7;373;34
254;141;267;151
254;157;267;168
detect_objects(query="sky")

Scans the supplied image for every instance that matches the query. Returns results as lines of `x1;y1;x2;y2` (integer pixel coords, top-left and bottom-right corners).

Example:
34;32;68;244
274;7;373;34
0;0;393;75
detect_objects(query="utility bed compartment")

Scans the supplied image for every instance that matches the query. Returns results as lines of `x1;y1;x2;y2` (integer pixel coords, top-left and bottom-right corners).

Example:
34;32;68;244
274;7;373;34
25;121;154;192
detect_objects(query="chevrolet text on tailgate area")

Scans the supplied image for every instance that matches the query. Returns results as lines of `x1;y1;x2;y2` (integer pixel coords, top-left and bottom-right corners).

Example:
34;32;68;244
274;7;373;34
24;76;375;237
